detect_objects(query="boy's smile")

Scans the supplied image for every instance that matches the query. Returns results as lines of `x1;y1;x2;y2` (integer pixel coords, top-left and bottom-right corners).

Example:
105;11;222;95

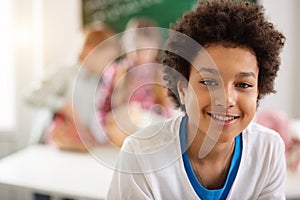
207;112;240;126
179;44;259;143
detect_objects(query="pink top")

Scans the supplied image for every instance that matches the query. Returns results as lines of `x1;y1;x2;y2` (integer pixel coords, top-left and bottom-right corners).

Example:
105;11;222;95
98;59;171;126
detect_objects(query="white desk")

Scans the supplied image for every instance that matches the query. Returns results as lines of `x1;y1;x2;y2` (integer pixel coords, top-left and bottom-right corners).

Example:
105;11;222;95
0;144;119;200
1;144;300;200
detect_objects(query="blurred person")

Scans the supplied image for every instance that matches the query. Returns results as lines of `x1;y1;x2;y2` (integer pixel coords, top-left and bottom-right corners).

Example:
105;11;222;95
98;17;174;147
25;22;119;151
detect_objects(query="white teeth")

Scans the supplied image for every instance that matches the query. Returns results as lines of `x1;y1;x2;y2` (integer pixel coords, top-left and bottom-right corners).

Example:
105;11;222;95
211;114;235;121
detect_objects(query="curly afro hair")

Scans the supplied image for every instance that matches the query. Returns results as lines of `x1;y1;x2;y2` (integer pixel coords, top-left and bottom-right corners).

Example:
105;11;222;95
163;0;285;110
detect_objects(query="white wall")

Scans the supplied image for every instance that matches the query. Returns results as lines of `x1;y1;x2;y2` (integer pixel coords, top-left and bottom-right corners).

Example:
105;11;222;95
0;0;82;155
259;0;299;118
42;0;82;69
291;1;300;118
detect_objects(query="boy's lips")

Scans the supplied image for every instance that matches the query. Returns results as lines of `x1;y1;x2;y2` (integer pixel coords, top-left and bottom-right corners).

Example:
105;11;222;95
208;112;240;125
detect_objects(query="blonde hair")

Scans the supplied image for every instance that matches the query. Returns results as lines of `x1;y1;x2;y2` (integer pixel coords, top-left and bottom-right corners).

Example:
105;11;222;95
79;22;116;61
121;17;160;52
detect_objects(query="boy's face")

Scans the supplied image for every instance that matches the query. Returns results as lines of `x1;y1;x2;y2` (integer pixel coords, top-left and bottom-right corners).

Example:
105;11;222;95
178;45;259;143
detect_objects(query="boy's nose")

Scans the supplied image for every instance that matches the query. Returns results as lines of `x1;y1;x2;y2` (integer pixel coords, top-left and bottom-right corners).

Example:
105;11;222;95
212;86;236;108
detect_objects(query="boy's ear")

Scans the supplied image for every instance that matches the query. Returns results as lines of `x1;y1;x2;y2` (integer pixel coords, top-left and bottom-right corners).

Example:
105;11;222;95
177;81;187;105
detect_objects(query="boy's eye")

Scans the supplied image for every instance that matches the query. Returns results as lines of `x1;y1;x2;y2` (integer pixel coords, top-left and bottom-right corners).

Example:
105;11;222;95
236;82;253;88
199;80;218;86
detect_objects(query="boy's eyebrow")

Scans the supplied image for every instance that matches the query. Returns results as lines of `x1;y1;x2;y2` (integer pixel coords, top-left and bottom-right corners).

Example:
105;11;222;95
197;68;256;78
235;72;256;79
197;67;219;75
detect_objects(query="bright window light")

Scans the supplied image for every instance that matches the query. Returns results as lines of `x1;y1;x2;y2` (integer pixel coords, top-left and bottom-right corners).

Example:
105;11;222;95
0;1;16;131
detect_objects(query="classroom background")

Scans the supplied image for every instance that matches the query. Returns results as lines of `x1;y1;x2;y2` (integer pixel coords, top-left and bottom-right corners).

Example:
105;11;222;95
0;0;300;199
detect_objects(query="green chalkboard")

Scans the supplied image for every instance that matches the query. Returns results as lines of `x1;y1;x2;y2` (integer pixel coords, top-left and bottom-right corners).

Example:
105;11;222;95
82;0;197;32
82;0;256;32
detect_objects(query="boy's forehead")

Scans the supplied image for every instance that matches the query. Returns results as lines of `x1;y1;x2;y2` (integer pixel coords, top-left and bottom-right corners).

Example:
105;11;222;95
191;49;218;72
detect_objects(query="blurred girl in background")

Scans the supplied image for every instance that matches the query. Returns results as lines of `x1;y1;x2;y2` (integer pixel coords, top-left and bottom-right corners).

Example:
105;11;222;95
26;23;119;151
98;17;173;147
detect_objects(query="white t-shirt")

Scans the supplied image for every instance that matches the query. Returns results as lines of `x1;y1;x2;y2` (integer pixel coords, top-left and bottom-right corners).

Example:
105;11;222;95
106;115;286;200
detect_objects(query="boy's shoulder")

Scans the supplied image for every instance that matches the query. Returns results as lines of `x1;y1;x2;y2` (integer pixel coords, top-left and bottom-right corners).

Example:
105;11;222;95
122;114;184;153
119;114;185;173
243;121;285;149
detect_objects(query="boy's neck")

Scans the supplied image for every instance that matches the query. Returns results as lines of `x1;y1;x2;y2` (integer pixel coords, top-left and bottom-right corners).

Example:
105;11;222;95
185;119;235;162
